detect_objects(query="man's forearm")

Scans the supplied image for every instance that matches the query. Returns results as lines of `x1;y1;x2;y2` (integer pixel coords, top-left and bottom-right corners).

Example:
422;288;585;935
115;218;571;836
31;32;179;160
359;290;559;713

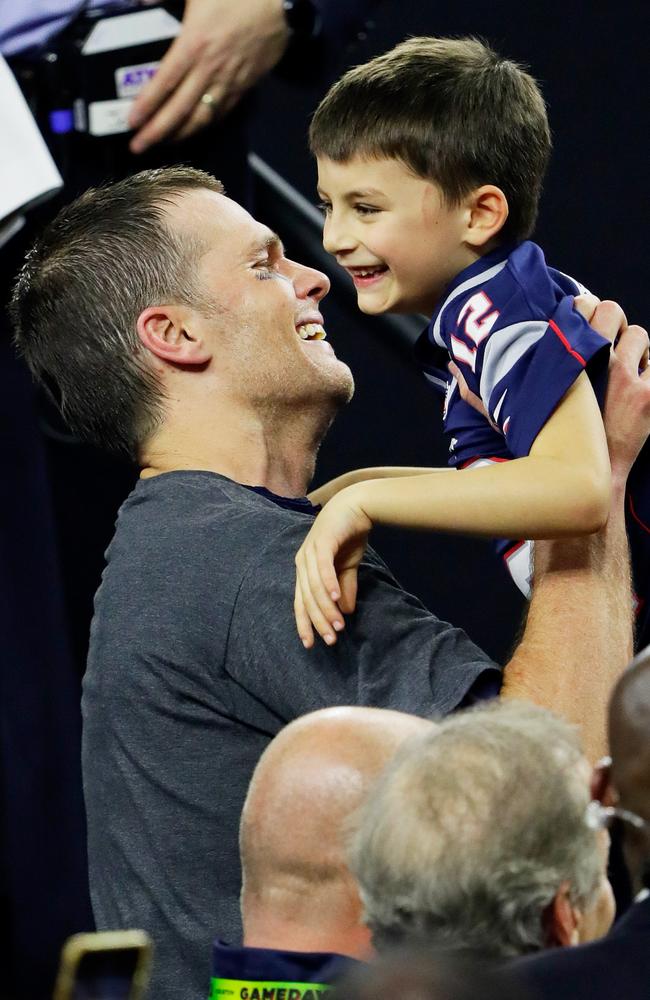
501;477;632;762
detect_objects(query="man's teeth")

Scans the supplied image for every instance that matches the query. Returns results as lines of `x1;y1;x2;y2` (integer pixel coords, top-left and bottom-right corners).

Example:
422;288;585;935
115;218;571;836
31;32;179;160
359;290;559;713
297;323;326;340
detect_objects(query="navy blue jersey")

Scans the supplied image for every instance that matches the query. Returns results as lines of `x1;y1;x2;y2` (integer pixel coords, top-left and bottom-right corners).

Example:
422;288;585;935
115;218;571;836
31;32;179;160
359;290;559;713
415;241;650;647
415;241;611;466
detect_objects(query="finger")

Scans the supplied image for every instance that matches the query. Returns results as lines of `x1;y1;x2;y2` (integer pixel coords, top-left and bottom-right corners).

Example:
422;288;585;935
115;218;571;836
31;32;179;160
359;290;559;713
296;546;340;646
304;545;345;640
169;101;224;143
294;577;314;649
573;292;601;324
170;87;243;143
588;300;628;344
338;566;358;615
614;324;650;370
300;565;340;647
130;71;227;153
129;35;195;128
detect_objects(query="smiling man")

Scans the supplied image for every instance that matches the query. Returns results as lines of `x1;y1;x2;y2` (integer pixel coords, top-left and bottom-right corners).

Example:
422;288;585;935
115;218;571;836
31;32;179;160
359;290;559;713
10;166;650;1000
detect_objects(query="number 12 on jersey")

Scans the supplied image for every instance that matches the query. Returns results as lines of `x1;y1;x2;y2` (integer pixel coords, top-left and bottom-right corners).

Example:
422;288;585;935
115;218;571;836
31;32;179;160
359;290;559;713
451;291;500;372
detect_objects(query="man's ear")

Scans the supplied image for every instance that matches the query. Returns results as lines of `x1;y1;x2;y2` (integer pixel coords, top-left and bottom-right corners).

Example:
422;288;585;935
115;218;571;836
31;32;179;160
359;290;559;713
543;881;580;948
463;185;509;249
591;757;616;807
136;306;212;366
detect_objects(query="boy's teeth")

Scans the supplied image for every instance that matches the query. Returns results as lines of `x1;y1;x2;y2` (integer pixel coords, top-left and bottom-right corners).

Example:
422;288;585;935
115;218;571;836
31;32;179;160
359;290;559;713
355;267;384;277
297;323;326;340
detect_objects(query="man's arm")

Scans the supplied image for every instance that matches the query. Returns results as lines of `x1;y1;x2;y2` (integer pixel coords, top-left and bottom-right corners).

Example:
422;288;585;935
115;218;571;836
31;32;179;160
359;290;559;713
502;301;650;762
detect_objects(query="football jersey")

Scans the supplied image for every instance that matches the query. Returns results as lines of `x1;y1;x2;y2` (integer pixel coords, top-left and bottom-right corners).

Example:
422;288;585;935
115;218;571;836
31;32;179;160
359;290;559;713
415;241;650;648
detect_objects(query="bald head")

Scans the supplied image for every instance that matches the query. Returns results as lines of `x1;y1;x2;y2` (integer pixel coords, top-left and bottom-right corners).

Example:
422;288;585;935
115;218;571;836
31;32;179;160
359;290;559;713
240;707;433;957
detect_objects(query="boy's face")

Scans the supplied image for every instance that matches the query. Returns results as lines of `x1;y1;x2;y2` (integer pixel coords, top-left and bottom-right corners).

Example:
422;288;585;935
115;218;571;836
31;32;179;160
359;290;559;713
317;156;475;316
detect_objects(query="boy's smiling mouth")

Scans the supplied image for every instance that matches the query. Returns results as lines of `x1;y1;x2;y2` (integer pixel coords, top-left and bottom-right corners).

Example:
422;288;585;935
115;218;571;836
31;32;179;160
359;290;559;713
345;264;389;288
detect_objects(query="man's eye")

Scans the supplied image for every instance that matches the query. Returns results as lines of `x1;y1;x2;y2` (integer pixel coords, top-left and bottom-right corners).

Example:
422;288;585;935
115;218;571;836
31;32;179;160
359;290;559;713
317;201;332;215
253;260;274;280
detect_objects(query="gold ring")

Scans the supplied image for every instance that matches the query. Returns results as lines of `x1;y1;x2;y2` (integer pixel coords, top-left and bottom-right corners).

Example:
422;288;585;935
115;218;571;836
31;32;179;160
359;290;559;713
200;92;217;109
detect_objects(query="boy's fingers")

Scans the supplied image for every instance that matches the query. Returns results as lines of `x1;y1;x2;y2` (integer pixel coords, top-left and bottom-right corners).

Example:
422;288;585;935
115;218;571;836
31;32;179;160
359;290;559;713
294;584;314;649
304;546;343;639
298;568;334;646
338;567;358;615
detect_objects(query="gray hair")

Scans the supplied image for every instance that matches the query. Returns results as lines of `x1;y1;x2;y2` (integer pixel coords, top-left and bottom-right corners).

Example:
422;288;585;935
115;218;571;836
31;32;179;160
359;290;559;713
349;700;602;958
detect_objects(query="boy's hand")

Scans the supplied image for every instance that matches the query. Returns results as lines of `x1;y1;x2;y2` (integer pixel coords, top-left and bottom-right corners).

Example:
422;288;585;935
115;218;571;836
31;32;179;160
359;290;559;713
294;489;372;648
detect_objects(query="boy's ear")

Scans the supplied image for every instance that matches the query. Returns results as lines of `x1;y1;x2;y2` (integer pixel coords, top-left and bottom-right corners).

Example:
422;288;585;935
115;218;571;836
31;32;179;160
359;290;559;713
463;185;509;248
136;306;212;366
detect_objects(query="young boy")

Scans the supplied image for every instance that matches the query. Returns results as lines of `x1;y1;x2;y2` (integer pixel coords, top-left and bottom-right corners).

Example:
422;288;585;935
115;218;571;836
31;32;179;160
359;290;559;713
294;36;649;649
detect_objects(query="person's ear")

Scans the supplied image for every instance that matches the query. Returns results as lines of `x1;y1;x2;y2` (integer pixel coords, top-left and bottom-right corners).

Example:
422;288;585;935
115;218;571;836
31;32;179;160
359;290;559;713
543;881;580;948
136;306;212;365
463;185;509;249
591;756;616;807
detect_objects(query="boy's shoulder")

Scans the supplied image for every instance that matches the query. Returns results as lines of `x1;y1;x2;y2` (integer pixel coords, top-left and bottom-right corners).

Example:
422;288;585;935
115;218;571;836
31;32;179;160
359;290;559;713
432;241;586;349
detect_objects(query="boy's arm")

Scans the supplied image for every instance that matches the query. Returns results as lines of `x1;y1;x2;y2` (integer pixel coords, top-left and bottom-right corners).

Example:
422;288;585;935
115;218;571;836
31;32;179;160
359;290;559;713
295;370;610;647
308;465;453;507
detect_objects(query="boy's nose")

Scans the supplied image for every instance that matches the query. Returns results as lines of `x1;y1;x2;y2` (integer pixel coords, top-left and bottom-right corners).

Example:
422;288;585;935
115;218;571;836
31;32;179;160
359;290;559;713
322;216;357;257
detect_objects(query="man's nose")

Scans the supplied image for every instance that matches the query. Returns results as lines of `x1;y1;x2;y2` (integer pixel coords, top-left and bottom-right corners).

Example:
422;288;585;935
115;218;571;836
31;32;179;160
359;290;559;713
290;260;330;302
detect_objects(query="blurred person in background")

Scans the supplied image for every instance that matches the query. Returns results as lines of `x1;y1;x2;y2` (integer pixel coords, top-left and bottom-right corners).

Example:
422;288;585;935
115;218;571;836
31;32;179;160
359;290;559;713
513;647;650;1000
330;946;527;1000
350;701;615;958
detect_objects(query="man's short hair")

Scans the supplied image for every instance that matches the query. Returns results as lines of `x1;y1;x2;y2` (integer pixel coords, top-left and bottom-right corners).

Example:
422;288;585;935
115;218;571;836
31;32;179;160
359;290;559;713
310;36;551;243
11;167;224;458
349;701;603;958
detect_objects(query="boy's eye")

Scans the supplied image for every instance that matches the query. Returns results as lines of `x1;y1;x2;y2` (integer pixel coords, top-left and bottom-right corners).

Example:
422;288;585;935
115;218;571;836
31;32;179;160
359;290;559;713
355;204;380;216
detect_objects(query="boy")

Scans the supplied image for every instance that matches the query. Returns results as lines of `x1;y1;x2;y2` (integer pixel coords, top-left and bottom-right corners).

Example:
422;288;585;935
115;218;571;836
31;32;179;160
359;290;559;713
294;36;649;649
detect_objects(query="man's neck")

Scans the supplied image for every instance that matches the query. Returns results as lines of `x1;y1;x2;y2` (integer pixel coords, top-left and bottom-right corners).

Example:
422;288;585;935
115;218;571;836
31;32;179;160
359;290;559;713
139;400;332;497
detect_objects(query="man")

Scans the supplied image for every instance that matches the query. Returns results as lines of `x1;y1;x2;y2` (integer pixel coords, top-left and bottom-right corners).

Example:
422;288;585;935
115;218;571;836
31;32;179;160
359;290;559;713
10;166;649;998
348;700;615;957
513;648;650;999
211;706;432;997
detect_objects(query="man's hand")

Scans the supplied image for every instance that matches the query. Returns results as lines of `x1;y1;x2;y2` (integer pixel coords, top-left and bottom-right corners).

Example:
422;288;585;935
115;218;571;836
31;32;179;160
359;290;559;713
294;489;372;649
128;0;289;153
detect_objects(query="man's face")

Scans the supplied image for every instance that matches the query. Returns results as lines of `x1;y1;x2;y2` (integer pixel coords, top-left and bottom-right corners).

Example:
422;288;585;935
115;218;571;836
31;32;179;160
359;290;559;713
168;189;354;411
317;155;473;317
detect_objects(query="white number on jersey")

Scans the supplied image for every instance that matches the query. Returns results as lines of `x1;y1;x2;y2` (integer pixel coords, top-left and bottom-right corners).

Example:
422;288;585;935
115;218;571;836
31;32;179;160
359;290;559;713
451;291;500;372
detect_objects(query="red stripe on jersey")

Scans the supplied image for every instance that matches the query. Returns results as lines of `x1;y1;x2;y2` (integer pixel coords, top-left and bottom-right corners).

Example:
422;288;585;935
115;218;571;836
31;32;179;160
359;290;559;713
548;318;586;366
503;539;526;561
629;494;650;536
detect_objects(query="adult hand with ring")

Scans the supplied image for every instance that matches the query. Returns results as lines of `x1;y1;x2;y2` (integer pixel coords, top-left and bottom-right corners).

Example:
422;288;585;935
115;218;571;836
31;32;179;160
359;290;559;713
128;0;289;153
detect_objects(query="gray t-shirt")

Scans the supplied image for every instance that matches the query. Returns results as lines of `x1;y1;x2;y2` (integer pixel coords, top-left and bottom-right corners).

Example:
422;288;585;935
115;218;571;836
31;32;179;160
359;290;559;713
82;471;499;1000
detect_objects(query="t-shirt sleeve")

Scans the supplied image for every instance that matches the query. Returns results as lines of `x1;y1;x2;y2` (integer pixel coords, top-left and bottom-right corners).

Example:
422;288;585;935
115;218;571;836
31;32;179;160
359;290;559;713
226;519;500;723
446;287;610;458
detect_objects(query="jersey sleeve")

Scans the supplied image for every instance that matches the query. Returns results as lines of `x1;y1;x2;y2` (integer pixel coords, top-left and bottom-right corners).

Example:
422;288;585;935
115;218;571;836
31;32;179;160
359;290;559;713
443;284;611;459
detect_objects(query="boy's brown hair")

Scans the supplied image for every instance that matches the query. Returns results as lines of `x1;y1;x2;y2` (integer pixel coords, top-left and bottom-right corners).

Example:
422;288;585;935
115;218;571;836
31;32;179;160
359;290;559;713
310;36;551;244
